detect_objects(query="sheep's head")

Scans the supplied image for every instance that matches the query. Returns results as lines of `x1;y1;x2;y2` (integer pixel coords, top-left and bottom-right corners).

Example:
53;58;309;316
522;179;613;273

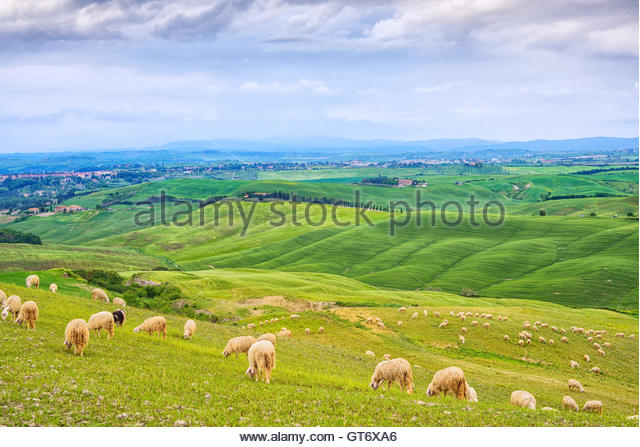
133;327;140;333
245;367;256;379
63;340;71;349
426;382;436;397
15;317;23;326
369;380;380;390
223;350;229;358
1;308;8;320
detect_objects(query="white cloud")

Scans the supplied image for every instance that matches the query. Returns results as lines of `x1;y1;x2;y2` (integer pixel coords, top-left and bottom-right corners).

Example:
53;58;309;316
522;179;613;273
416;83;452;93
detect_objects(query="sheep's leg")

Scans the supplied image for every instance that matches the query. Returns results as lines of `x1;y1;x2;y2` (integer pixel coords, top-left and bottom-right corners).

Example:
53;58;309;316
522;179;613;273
387;381;391;391
235;352;239;358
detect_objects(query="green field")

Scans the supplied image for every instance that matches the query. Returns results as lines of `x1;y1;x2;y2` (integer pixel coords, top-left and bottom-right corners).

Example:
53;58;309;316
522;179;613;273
1;168;637;427
0;275;637;426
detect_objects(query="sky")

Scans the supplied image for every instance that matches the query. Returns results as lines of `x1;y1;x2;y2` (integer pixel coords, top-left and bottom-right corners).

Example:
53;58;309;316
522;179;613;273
0;0;638;152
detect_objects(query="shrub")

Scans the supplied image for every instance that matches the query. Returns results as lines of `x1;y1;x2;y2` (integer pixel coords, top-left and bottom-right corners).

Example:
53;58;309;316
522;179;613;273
590;211;597;217
460;288;479;297
539;209;546;216
0;228;42;245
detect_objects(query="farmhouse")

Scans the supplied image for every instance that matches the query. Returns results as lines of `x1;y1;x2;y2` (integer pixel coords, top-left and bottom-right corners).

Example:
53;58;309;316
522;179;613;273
54;205;85;213
397;179;413;187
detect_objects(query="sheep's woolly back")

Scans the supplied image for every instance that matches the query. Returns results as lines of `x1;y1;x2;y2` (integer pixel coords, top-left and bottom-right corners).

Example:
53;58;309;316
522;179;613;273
257;333;276;346
465;383;478;402
510;390;536;410
183;319;197;339
91;288;110;303
582;400;603;413
113;297;126;307
26;274;39;288
562;395;579;411
134;316;167;338
369;358;414;394
64;319;90;356
88;311;115;338
0;289;6;307
246;340;276;383
16;300;39;329
223;335;256;357
49;283;58;293
2;295;22;320
568;379;584;392
426;366;467;400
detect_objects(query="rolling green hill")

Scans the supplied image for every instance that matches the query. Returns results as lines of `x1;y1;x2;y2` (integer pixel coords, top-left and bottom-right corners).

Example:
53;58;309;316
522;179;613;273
0;276;637;426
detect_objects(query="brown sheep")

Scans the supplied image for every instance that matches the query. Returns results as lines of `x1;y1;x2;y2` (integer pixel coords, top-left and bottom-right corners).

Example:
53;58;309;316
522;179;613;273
426;366;467;400
64;319;90;356
15;301;39;330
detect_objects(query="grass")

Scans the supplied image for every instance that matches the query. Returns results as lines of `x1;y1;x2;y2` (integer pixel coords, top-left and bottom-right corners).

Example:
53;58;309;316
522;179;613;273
0;278;637;426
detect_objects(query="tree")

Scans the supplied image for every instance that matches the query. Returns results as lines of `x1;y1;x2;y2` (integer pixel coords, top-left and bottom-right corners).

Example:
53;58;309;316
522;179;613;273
539;209;546;216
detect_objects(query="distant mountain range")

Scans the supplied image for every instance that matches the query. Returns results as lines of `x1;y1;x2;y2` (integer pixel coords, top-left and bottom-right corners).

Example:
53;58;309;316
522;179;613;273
0;136;637;174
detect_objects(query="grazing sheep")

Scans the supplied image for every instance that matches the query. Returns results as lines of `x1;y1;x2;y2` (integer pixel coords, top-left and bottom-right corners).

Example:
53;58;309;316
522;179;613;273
2;295;22;321
582;400;603;414
305;328;311;334
504;334;509;341
49;283;58;293
318;327;324;333
562;395;579;411
510;390;536;410
534;320;542;326
523;322;531;330
365;350;376;357
397;321;403;327
590;366;601;374
426;366;467;400
277;328;292;337
433;311;440;318
498;316;503;321
256;333;276;346
411;312;418;319
570;360;579;369
482;322;490;329
26;274;39;289
63;319;90;356
541;323;548;328
549;339;555;345
629;334;635;339
183;319;197;339
584;354;590;362
593;342;601;350
369;358;414;394
134;316;167;339
526;339;531;345
471;321;478;327
112;297;126;307
383;354;391;360
459;335;465;344
259;321;264;326
561;336;568;343
247;323;256;330
568;379;584;392
91;288;110;303
450;311;455;316
480;313;486;318
365;317;373;324
596;334;601;339
597;348;606;357
459;315;466;321
615;332;624;338
551;326;558;332
398;307;406;312
375;317;382;323
587;336;593;342
112;309;126;327
475;313;479;317
486;314;493;320
222;335;256;358
88;311;115;339
465;383;478;402
603;342;611;348
560;328;566;334
0;289;6;307
290;314;300;319
439;319;448;329
423;310;428;317
245;340;276;384
518;339;524;347
502;316;508;322
461;327;467;334
538;336;546;343
15;301;38;330
377;322;385;329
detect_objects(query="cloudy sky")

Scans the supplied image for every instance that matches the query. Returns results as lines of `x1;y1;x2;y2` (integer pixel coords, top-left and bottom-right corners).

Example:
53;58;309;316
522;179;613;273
0;0;637;152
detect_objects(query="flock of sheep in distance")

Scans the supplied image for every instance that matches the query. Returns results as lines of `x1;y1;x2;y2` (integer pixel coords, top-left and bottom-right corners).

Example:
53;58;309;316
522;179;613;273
1;274;638;418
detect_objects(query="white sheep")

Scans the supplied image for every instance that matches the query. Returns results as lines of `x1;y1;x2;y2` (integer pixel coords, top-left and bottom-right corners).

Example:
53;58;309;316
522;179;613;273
257;333;276;346
277;328;292;337
482;322;490;329
397;321;403;327
183;319;196;339
518;340;524;347
549;339;554;345
49;283;58;293
369;358;413;394
1;295;22;321
459;335;465;344
411;312;418;319
510;390;536;410
597;348;606;357
305;328;311;334
382;354;391;360
91;288;110;303
318;327;324;333
538;336;546;343
568;379;584;392
461;327;467;334
290;314;300;319
246;340;276;383
615;332;624;338
603;342;611;348
398;307;406;312
15;300;39;330
582;400;603;413
134;316;167;339
113;297;126;307
504;334;509;341
223;335;256;357
365;350;376;357
0;289;6;307
562;395;579;411
88;311;115;338
584;354;590;362
439;319;448;328
561;336;568;343
465;383;478;402
471;320;478;327
590;366;601;374
247;323;256;330
423;310;428;317
63;319;89;356
25;274;39;289
570;360;579;369
426;366;467;400
433;311;440;318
